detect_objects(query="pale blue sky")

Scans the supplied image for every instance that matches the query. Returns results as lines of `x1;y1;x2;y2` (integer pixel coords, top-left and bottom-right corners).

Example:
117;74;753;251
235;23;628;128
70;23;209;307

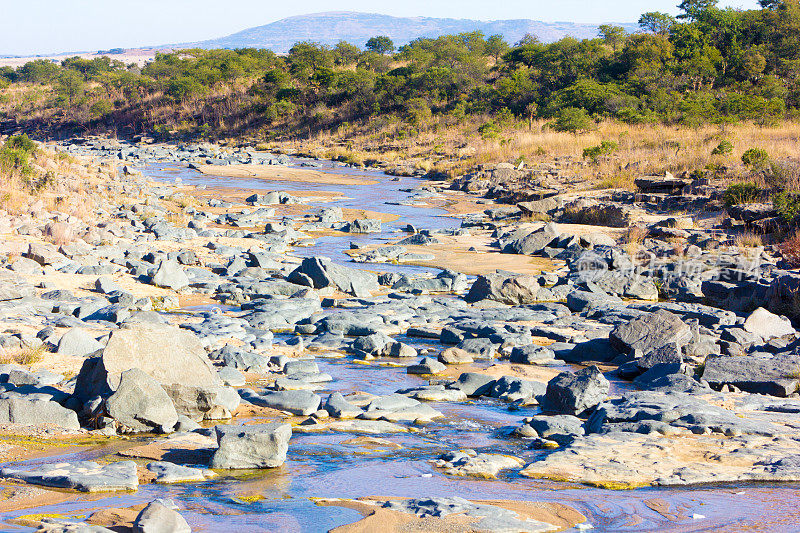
2;0;761;56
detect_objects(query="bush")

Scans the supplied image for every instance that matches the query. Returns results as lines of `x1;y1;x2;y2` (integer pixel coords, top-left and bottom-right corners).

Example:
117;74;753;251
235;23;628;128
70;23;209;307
773;191;800;223
724;182;761;206
478;122;501;140
0;135;37;180
5;134;37;155
742;148;770;168
583;140;619;162
711;140;733;155
552;107;594;133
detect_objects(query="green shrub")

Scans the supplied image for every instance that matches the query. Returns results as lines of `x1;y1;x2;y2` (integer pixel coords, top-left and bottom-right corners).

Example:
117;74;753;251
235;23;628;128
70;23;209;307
583;140;619;161
478;122;501;140
5;134;37;155
724;182;761;206
712;140;733;155
773;191;800;223
0;135;37;179
552;107;594;133
742;148;770;168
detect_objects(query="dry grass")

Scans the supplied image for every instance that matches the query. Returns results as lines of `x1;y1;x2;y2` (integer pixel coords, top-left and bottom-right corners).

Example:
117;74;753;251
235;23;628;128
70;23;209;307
0;345;47;366
285;118;800;188
735;231;764;249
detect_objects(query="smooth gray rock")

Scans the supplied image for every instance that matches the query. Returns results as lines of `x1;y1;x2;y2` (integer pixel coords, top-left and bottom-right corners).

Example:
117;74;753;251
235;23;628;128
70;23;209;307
210;423;292;469
147;462;209;483
407;357;447;375
106;368;178;433
510;345;555;364
504;223;560;255
241;389;321;416
288;257;378;297
465;272;541;305
57;328;103;357
702;353;800;397
743;307;796;340
543;365;610;416
0;397;79;429
133;500;191;533
452;373;496;397
610;309;692;355
0;461;138;492
324;392;363;418
73;324;237;421
151;260;189;290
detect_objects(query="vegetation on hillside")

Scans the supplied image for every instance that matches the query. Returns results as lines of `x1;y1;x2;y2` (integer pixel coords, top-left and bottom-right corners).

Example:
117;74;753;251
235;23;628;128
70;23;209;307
2;0;800;143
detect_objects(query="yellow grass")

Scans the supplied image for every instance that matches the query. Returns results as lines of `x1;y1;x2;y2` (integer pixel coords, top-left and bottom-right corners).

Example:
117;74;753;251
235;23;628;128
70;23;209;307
282;118;800;188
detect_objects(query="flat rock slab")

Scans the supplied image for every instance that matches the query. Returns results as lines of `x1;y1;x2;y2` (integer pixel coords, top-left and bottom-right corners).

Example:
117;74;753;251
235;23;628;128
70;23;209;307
1;461;138;492
519;432;800;488
146;461;215;483
434;451;525;479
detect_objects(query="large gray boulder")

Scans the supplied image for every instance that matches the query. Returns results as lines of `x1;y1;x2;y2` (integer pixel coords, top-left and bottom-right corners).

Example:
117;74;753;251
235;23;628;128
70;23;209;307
0;397;79;429
347;219;382;233
210;423;291;469
57;328;103;358
465;272;540;305
151;260;190;290
610;309;692;355
288;257;378;297
503;223;559;255
133;499;191;533
106;369;179;433
743;307;796;340
74;324;238;421
702;353;800;397
542;366;609;416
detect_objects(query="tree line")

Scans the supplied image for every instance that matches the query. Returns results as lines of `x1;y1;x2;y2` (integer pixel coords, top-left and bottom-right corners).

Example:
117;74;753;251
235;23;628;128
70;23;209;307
2;0;800;138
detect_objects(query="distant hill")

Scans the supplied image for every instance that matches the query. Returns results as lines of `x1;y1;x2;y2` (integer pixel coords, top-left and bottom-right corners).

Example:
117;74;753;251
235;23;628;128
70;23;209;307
177;11;639;52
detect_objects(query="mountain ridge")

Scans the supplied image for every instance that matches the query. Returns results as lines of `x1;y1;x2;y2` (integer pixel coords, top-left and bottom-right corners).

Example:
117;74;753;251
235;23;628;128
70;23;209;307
174;11;640;52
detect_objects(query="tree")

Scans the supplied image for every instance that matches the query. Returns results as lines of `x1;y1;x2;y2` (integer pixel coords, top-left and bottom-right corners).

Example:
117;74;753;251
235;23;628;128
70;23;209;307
55;70;85;107
485;35;510;63
598;25;628;52
638;12;676;35
677;0;719;21
365;36;395;55
333;41;361;66
552;107;594;133
515;33;540;47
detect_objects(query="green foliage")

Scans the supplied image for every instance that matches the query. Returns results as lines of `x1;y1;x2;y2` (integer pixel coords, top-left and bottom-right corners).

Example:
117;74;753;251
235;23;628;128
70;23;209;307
478;122;501;139
365;36;395;54
3;2;800;140
0;135;37;180
711;139;733;155
774;191;800;223
742;148;770;168
583;140;619;161
724;182;762;206
552;107;594;133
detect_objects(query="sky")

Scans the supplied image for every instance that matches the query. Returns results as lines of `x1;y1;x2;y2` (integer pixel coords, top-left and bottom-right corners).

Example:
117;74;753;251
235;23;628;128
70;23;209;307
1;0;762;56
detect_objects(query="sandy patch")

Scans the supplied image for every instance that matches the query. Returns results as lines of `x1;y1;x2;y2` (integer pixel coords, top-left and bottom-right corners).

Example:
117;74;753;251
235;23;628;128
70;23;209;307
319;497;585;533
439;363;560;383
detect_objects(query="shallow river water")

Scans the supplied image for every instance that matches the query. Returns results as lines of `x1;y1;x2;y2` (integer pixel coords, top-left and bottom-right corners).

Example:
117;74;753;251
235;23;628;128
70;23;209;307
3;159;800;532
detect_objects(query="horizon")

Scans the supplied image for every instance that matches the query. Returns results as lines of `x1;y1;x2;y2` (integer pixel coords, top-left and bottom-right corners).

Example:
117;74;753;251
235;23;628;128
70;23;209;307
1;1;761;56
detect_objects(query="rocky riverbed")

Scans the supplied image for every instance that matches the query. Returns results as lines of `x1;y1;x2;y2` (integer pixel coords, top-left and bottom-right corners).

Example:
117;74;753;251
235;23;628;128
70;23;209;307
1;137;800;531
